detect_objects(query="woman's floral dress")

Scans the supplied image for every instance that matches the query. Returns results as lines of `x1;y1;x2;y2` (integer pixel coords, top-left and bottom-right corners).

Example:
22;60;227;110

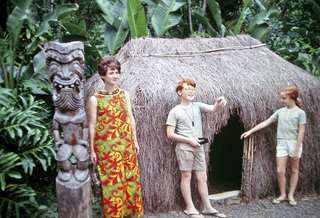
94;88;143;218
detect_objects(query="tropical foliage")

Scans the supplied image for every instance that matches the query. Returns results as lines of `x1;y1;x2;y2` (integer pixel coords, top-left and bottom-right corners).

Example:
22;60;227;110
0;0;319;216
0;88;56;217
266;0;320;80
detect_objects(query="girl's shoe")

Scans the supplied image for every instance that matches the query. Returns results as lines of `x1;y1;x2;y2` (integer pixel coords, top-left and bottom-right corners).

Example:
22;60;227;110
289;200;297;206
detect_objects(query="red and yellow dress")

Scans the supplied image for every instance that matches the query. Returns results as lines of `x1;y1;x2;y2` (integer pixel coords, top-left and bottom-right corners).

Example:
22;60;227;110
94;88;143;218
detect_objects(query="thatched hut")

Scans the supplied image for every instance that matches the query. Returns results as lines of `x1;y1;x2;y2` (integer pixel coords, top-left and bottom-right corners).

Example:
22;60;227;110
85;35;320;213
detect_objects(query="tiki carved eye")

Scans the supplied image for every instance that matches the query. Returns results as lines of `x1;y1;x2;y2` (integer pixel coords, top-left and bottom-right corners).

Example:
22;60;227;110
48;61;61;81
72;61;82;75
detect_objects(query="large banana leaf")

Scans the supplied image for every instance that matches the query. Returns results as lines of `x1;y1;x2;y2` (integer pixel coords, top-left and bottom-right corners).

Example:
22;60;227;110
247;7;279;33
234;0;251;35
99;0;129;55
61;22;90;37
36;4;79;37
192;8;219;37
207;0;226;37
127;0;147;38
96;0;116;25
6;0;33;46
151;0;186;37
249;23;271;41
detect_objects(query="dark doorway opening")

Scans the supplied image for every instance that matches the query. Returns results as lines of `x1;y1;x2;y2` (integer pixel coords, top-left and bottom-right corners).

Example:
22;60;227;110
208;112;244;194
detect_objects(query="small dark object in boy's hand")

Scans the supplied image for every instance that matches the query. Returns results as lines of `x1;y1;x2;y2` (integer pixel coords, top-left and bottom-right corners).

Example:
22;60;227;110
198;137;208;144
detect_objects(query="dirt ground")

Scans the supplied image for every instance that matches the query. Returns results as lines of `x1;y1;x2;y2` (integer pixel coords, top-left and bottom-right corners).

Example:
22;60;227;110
142;195;320;218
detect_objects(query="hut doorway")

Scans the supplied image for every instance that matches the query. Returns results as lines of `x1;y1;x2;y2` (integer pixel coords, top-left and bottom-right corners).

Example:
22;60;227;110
208;112;244;194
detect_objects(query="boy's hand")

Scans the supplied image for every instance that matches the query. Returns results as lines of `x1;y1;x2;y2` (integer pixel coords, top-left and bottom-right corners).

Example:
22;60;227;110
189;138;201;147
217;96;227;106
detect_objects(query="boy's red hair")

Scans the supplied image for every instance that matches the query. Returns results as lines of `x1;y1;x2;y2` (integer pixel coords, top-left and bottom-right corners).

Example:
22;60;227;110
176;78;196;95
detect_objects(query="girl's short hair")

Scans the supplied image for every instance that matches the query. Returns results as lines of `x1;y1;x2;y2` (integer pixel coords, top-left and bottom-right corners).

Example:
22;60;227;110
280;86;303;109
97;57;121;78
176;78;196;95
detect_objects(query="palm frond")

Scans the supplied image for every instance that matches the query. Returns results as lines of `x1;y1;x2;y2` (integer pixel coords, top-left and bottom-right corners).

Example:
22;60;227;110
0;184;37;218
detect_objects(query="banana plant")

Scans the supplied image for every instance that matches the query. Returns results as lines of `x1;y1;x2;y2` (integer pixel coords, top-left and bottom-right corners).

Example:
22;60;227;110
233;0;251;34
192;0;226;37
151;0;186;37
246;2;279;41
128;0;147;38
206;0;226;37
1;0;79;93
96;0;130;55
192;8;219;37
36;4;80;37
2;0;35;91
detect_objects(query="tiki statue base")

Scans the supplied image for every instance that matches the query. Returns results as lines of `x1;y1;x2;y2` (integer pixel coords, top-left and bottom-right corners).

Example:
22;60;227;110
56;176;92;218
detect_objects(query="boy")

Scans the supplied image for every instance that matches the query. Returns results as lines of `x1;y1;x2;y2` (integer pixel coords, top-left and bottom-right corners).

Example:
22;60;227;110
166;78;227;218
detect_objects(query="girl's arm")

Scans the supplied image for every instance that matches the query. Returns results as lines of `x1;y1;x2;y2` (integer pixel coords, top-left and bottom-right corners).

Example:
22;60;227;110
88;96;98;163
293;124;306;158
240;118;274;139
204;96;227;113
166;125;201;147
125;91;140;155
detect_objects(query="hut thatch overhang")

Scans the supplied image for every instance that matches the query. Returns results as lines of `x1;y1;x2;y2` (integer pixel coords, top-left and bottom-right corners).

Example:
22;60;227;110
85;35;320;213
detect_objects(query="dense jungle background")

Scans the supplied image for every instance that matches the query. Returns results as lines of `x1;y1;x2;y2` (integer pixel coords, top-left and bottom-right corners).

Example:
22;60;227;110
0;0;319;217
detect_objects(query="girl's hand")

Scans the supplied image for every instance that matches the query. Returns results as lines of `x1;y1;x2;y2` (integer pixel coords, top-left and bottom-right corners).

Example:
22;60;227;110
240;131;252;140
189;138;201;147
90;151;97;164
292;150;299;159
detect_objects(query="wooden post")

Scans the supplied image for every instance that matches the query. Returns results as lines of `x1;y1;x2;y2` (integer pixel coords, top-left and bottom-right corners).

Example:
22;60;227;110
241;137;254;202
56;167;92;218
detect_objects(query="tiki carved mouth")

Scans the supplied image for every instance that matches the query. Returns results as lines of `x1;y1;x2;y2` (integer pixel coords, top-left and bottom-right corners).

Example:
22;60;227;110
52;76;83;110
53;76;81;95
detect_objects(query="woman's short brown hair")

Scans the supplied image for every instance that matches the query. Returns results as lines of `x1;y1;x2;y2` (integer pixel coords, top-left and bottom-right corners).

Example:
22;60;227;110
97;57;121;77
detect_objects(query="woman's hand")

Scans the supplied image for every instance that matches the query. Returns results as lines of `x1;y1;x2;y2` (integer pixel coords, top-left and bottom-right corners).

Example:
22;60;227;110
135;143;140;155
90;151;97;164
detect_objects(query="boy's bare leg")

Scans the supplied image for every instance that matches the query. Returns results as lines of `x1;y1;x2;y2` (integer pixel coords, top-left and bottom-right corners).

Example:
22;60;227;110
288;157;300;202
181;171;198;214
276;156;288;200
194;170;222;214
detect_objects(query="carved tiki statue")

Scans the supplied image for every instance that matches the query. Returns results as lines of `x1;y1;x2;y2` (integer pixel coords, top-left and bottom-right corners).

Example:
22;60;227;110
45;41;89;183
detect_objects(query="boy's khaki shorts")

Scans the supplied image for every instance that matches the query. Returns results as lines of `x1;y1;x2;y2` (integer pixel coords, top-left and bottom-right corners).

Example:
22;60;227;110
175;144;206;171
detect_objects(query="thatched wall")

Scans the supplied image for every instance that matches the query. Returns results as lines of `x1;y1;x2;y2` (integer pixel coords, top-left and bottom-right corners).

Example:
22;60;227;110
85;35;320;213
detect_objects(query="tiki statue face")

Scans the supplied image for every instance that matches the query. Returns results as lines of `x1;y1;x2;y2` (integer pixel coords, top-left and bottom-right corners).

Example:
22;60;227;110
45;41;85;111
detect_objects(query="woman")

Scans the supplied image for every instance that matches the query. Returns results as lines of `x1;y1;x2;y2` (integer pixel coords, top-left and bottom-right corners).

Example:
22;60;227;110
89;57;144;217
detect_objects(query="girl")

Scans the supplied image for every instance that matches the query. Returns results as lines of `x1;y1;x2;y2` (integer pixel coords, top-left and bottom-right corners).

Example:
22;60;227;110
240;87;306;206
88;57;144;217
